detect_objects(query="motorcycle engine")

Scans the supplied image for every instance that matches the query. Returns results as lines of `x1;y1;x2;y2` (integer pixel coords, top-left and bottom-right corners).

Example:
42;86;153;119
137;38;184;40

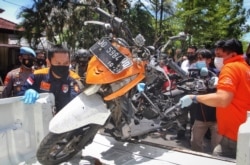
132;75;169;120
137;102;159;119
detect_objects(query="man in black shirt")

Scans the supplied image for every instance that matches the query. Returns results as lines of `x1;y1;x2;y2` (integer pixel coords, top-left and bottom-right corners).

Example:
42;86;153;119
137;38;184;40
18;45;83;115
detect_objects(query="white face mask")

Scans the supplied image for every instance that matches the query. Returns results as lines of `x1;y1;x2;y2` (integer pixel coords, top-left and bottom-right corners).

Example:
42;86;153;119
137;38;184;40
214;57;224;71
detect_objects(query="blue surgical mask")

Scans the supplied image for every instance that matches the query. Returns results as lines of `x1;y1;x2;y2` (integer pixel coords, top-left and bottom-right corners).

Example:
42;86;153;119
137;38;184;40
196;61;206;69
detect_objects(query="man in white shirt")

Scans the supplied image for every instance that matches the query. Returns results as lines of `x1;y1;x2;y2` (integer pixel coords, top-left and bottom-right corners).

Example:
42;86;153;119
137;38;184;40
181;45;198;73
177;45;198;139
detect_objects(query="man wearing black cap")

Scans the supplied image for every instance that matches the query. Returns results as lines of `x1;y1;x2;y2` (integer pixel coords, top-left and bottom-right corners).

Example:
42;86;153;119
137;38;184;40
2;47;36;97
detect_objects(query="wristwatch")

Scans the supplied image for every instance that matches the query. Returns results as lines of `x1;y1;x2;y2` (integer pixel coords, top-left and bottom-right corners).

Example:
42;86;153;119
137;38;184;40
192;95;198;103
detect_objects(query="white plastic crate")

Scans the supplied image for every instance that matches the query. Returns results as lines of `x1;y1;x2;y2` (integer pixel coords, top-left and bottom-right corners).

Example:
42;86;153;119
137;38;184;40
0;93;54;165
237;111;250;165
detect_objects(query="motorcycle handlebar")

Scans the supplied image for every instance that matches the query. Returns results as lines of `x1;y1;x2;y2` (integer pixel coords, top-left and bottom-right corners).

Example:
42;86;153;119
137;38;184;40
95;7;111;18
95;7;123;25
169;35;183;40
84;21;111;29
164;102;181;116
166;58;188;79
94;7;134;45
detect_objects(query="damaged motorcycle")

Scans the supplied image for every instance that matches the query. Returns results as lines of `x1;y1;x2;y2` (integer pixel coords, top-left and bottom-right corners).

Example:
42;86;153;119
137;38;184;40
36;4;208;165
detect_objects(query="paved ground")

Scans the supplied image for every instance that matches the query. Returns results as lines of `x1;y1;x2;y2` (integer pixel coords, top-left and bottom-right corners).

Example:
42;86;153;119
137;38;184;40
140;126;213;154
81;133;235;165
23;129;235;165
62;133;235;165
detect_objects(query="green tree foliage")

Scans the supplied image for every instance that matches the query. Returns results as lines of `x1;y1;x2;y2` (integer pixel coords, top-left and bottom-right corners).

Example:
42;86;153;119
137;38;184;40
175;0;247;48
17;0;248;51
124;2;155;45
17;1;130;50
147;0;175;41
17;0;51;48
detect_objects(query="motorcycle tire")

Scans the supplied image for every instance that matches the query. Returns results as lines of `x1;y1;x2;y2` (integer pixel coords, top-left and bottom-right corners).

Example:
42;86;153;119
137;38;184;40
36;124;100;165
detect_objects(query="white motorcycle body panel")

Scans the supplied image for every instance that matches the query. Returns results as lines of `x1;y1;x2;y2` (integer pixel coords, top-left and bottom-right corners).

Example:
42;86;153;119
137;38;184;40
0;93;54;165
49;92;110;134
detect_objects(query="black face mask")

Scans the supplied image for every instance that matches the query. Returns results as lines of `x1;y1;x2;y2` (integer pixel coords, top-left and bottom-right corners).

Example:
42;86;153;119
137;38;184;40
187;54;196;62
36;59;46;66
22;59;34;68
50;65;69;79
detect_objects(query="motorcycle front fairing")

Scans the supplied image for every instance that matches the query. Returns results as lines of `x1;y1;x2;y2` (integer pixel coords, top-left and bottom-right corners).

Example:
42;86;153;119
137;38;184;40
49;90;110;134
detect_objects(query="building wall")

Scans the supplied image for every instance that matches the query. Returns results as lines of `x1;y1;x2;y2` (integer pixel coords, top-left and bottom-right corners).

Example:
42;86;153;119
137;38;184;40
0;32;20;81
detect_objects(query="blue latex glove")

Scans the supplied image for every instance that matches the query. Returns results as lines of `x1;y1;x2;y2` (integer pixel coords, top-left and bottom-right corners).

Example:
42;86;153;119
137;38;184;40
208;76;218;88
200;67;208;77
22;89;39;104
137;83;145;92
211;76;218;86
179;95;193;108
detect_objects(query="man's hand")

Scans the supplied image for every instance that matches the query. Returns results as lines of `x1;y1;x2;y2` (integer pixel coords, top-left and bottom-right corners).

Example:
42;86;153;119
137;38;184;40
22;89;39;104
137;83;145;92
179;95;193;108
211;76;218;86
208;76;218;89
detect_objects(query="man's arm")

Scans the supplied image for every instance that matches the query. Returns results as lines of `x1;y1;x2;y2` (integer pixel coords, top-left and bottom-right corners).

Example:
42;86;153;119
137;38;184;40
17;75;34;96
69;80;83;100
195;89;234;108
180;60;189;73
2;77;13;98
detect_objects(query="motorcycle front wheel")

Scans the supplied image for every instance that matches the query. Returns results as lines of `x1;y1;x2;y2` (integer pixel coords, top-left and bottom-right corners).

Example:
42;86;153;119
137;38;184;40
36;124;100;165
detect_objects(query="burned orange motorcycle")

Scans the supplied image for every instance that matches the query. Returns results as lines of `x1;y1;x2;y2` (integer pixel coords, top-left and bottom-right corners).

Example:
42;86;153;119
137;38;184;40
36;6;150;165
36;3;197;163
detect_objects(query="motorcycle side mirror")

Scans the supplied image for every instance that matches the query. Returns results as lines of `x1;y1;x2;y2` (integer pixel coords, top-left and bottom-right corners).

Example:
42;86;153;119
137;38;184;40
134;34;146;47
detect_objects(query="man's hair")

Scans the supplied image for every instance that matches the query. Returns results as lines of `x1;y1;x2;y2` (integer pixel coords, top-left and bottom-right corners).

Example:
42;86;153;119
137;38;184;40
188;45;198;52
48;45;70;61
196;48;212;59
35;49;46;58
215;38;243;55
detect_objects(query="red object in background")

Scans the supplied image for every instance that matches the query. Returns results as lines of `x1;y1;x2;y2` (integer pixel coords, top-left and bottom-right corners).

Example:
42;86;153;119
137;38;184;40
162;65;177;91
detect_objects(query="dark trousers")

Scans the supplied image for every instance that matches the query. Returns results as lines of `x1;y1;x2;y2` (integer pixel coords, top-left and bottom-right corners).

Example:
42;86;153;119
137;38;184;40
177;103;197;138
213;136;236;159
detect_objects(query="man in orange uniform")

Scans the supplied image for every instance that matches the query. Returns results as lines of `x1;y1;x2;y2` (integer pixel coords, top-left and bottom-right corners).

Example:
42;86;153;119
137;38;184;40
179;38;250;158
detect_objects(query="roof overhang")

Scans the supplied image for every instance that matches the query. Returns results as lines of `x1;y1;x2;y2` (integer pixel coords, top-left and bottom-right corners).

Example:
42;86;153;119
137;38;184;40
0;43;20;48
